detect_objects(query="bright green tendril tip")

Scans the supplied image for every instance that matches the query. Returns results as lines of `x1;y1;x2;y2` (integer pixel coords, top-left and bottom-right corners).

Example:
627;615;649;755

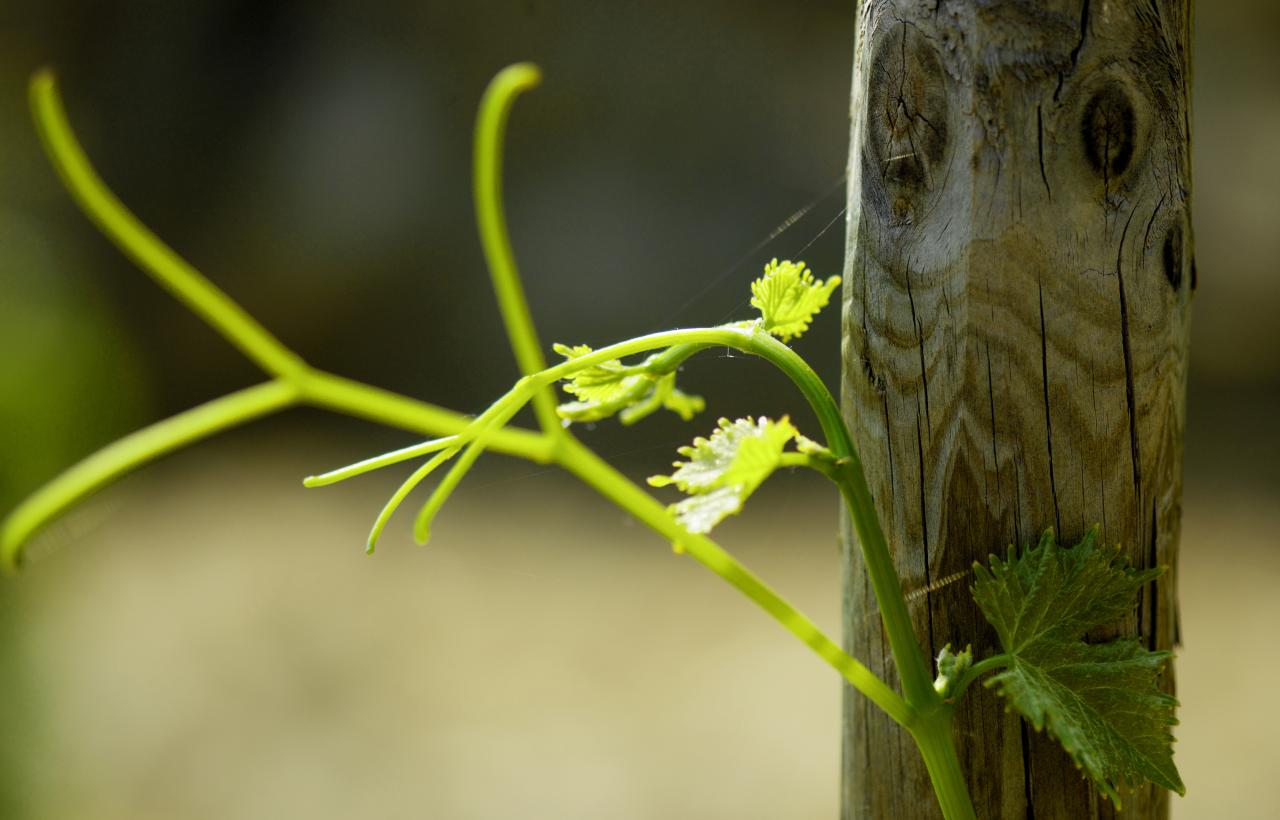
366;448;458;554
472;62;562;439
303;435;460;488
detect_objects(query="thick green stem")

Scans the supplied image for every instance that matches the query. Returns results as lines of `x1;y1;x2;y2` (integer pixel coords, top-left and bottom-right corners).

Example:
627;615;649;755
912;714;978;820
739;333;937;709
739;335;976;817
734;333;976;815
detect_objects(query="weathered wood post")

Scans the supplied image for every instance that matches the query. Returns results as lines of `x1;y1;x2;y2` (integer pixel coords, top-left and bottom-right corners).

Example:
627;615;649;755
839;2;1193;817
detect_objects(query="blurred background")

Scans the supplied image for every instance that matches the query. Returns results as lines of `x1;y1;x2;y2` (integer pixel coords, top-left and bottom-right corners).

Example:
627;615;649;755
0;2;1276;818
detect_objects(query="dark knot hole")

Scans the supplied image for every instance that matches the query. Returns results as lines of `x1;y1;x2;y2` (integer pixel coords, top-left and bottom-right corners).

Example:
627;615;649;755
1082;83;1136;185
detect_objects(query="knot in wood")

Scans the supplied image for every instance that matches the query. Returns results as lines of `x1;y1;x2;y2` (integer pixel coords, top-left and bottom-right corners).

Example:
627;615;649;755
1162;222;1184;291
866;23;950;226
1081;80;1138;186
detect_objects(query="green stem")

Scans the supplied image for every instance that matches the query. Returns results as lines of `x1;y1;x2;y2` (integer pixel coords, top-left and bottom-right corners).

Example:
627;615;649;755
739;334;975;816
542;327;740;381
740;333;937;709
530;323;939;710
298;371;553;463
951;653;1011;701
554;435;914;727
1;380;299;569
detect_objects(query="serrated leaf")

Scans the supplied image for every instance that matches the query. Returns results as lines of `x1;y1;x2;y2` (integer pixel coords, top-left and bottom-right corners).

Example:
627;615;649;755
972;528;1183;805
668;486;744;535
658;382;704;421
552;342;646;409
618;373;704;425
648;416;796;493
750;258;840;342
552;342;704;425
647;417;796;533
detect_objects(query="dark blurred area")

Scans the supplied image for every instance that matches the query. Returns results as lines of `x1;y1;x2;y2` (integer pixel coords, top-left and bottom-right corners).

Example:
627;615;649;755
1;2;1277;818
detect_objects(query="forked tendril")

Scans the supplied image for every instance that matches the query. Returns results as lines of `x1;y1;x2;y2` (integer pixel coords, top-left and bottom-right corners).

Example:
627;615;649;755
3;69;549;568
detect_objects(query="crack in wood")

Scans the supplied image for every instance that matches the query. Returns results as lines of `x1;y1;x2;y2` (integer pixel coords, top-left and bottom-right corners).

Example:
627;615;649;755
1142;193;1168;260
1021;719;1037;819
1036;105;1053;199
1115;206;1145;518
985;340;1002;514
1054;0;1092;100
1146;504;1160;651
906;263;931;432
914;395;937;664
1038;280;1063;534
1089;356;1108;537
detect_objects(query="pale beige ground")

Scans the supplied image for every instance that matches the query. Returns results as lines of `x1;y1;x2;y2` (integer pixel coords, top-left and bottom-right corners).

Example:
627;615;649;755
5;440;1276;819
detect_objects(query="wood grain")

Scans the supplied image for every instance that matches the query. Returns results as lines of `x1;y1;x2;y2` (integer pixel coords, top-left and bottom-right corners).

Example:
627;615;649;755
839;2;1193;817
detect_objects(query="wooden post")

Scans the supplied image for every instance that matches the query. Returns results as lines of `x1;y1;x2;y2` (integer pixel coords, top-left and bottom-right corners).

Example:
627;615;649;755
839;2;1193;818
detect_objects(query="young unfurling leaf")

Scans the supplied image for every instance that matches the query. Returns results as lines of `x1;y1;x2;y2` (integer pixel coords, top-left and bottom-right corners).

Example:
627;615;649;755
750;259;840;342
933;643;973;699
971;528;1183;805
648;416;800;534
552;343;704;425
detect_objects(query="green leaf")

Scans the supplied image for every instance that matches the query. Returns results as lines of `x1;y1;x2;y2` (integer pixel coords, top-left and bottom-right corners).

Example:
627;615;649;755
647;416;797;533
750;258;840;342
971;528;1183;805
618;373;704;426
552;343;704;425
668;486;744;536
